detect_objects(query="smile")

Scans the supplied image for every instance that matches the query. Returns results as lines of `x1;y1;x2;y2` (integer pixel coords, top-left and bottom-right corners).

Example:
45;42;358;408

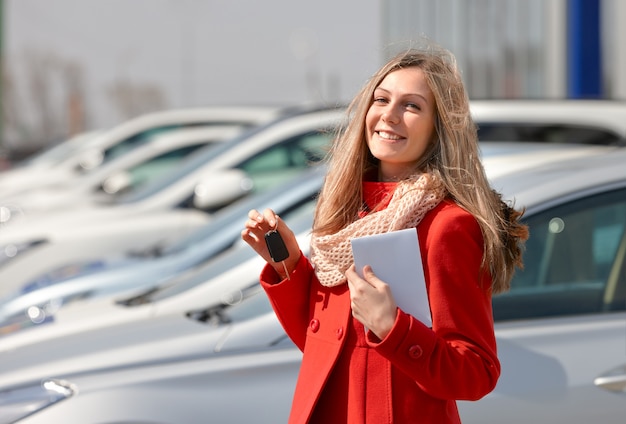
377;131;403;141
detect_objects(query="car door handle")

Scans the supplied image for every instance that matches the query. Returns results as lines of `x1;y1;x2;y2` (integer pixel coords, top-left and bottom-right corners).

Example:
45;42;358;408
594;364;626;393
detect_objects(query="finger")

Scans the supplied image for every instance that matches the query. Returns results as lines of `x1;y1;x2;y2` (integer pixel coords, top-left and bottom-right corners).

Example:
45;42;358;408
247;209;263;221
241;228;260;244
261;208;278;229
245;209;263;230
345;265;367;292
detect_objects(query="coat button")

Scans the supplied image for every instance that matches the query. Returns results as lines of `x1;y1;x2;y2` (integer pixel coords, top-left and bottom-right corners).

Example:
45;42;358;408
309;319;320;333
408;345;423;359
336;327;344;340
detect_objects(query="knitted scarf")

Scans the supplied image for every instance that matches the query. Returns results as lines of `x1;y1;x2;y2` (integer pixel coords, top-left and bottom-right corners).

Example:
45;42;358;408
310;172;447;287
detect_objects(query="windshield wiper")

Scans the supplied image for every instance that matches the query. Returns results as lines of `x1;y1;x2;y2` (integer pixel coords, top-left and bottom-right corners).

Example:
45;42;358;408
116;286;161;306
186;304;231;325
126;242;168;258
185;283;261;325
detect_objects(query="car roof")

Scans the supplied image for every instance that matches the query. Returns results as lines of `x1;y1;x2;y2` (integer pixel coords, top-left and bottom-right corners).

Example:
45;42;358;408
484;143;626;213
470;99;626;139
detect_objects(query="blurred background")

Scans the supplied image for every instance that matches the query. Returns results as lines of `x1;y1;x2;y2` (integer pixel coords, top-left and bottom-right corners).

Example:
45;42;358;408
1;2;625;422
0;0;624;163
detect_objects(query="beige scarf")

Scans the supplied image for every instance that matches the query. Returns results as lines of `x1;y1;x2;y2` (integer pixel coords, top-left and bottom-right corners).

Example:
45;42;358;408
310;173;447;287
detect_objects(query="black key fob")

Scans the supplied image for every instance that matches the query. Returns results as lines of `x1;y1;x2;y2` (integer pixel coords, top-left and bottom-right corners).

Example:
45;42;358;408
265;230;290;262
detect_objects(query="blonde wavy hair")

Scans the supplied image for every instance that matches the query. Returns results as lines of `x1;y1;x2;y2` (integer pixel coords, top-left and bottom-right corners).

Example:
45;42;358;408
313;45;528;293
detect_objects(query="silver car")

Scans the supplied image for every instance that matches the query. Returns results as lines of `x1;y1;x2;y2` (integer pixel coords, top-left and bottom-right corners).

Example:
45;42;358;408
1;144;625;423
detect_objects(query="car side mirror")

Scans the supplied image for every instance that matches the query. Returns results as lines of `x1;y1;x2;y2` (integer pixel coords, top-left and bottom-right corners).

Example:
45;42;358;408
102;171;132;194
77;148;104;171
192;169;254;211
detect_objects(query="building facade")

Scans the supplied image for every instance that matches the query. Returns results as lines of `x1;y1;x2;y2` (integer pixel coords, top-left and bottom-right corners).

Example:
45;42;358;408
381;0;626;100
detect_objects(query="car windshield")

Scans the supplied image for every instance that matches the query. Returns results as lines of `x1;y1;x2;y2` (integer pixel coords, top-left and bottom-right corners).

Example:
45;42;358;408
103;115;290;206
121;204;315;305
15;131;102;168
134;244;258;304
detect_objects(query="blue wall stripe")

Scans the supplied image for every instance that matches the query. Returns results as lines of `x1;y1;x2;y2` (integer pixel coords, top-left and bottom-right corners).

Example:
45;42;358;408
567;0;602;98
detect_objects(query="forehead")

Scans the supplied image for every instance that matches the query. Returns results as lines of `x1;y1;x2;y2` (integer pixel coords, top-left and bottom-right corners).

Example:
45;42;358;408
376;67;432;95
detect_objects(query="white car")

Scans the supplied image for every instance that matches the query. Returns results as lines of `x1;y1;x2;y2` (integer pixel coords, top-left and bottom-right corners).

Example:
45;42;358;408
0;107;344;298
0;143;624;423
1;129;103;172
470;99;626;144
0;126;243;215
0;105;284;202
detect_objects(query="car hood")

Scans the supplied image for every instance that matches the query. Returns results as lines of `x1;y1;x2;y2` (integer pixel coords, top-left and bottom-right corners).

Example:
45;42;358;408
0;312;230;389
0;167;74;199
0;186;91;217
0;295;289;391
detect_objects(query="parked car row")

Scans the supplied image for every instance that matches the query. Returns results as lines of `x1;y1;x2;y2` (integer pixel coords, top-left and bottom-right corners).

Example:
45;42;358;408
0;142;624;423
0;106;344;299
0;105;287;197
0;100;625;423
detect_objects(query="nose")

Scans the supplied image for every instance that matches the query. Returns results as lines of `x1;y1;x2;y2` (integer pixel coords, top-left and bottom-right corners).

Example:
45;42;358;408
381;106;400;124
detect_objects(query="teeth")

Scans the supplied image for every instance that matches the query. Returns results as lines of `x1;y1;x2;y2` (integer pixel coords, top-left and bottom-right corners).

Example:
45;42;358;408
378;131;401;140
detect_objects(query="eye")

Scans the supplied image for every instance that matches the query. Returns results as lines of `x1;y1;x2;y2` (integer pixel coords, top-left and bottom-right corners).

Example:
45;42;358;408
373;96;388;104
406;102;421;110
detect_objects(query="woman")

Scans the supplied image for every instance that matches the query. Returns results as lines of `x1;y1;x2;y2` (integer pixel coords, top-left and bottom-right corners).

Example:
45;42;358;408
242;45;528;423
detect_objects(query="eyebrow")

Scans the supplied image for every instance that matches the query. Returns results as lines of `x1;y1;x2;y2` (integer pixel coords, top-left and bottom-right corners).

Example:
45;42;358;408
374;86;430;104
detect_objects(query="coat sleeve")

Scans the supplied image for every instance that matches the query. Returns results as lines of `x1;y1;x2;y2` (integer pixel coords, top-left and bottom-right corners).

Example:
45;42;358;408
260;252;314;351
368;203;501;401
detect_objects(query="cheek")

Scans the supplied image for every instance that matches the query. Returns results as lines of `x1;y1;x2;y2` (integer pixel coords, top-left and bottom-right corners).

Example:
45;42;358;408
364;110;376;142
364;109;374;131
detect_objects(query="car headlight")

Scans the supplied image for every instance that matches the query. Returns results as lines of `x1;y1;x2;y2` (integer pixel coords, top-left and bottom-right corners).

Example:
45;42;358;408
0;379;75;423
0;239;47;267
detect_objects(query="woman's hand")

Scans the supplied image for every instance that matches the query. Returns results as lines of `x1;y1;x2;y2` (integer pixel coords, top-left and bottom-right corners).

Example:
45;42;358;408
241;208;301;279
346;264;398;340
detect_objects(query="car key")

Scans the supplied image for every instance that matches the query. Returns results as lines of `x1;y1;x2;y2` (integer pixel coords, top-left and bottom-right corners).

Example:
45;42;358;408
265;229;291;279
265;230;289;262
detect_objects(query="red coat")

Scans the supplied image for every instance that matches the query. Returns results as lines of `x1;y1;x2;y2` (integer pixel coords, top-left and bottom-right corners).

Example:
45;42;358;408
260;199;500;423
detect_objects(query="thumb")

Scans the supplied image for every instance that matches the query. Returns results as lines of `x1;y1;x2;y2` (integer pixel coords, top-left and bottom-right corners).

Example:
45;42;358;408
362;265;385;288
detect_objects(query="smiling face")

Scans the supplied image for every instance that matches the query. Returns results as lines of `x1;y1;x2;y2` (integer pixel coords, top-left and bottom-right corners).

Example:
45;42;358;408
365;67;437;181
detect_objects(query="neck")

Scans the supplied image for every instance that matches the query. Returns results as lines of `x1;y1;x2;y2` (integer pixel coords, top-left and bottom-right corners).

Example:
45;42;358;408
378;167;407;182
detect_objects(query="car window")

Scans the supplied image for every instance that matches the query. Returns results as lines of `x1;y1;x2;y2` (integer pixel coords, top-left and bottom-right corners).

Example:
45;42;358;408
100;122;236;166
101;125;186;164
111;116;330;206
125;143;210;189
493;187;626;321
235;131;331;192
99;143;212;195
477;123;623;145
